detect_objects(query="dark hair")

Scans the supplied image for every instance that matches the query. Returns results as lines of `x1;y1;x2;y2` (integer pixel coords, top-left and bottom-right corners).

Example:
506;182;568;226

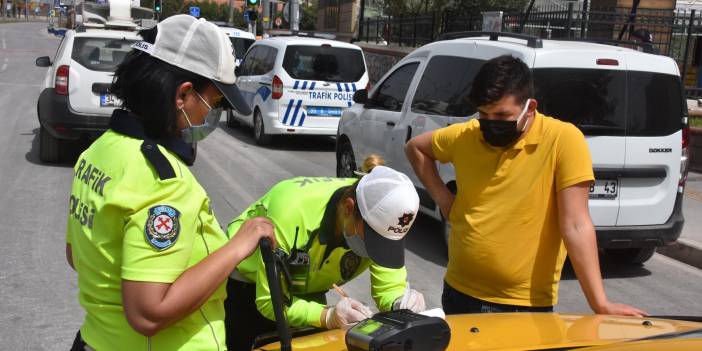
468;55;534;108
631;29;653;43
110;26;210;140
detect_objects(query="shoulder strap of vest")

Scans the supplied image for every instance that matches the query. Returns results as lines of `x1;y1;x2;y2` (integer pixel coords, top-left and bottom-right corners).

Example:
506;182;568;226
140;140;176;180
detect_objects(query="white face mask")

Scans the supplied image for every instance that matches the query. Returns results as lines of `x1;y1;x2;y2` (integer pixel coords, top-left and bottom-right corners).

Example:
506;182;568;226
180;90;222;143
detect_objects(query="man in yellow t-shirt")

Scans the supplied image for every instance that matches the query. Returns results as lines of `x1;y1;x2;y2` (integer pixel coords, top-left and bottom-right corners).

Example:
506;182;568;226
405;55;646;316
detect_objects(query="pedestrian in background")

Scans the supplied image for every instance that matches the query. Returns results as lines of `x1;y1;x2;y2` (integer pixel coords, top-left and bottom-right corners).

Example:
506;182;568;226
405;55;647;317
65;15;275;351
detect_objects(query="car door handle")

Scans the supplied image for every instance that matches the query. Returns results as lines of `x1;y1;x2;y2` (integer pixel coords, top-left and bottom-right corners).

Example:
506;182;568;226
386;121;396;127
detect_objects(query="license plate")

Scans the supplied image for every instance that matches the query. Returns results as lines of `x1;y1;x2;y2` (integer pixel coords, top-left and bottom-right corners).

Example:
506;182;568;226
306;106;342;117
100;94;116;107
589;179;618;199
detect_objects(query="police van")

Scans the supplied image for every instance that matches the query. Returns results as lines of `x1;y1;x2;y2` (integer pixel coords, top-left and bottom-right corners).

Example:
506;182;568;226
217;26;256;67
227;34;369;145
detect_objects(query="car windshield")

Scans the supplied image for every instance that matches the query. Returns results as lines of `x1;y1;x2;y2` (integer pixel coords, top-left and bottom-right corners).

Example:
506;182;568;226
71;37;136;72
282;45;365;82
230;37;255;60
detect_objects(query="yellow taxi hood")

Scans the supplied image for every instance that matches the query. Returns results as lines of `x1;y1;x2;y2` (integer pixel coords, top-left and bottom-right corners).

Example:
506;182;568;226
256;313;702;351
581;338;702;350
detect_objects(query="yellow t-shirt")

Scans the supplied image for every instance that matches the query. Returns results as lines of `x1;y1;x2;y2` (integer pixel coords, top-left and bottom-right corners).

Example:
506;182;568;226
66;125;228;350
432;112;594;307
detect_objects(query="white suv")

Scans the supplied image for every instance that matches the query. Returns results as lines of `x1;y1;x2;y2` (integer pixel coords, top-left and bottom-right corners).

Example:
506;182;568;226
337;32;689;264
35;24;140;162
227;34;369;145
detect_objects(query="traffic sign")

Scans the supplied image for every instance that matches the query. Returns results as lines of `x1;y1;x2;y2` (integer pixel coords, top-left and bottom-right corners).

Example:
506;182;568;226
189;6;200;18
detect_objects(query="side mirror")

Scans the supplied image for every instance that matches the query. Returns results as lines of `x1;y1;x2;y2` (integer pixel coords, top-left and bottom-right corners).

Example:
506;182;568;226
235;66;242;77
36;56;52;67
353;89;368;104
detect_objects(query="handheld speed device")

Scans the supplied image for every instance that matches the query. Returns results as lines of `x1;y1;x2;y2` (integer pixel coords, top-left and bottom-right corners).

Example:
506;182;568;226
345;309;451;351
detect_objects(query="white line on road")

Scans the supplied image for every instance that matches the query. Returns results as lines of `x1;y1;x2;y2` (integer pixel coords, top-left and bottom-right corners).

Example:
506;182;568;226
2;36;6;49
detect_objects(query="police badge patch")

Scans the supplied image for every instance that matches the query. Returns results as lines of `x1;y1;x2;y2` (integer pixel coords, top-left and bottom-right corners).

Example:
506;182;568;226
340;251;361;281
144;205;181;250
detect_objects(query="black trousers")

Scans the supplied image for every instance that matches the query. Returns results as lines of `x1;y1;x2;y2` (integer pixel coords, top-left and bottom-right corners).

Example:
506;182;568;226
224;278;327;351
441;281;553;314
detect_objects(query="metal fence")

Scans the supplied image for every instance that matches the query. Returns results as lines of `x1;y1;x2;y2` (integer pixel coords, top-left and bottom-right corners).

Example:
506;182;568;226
359;6;702;89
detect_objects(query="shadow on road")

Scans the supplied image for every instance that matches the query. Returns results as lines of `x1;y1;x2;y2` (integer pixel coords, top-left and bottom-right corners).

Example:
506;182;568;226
217;121;336;152
24;127;85;168
561;255;653;280
403;214;448;267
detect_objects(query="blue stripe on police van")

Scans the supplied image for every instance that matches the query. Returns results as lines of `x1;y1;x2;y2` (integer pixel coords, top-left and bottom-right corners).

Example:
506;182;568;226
309;82;316;91
336;83;342;92
290;100;303;126
352;83;357;92
293;81;299;89
298;112;306;127
301;81;308;90
344;83;350;92
282;99;294;124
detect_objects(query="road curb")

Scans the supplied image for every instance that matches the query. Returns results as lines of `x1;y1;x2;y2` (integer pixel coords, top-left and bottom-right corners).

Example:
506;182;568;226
657;238;702;269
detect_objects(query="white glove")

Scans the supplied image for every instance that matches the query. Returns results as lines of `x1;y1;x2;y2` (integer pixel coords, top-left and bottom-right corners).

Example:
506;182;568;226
325;297;373;330
393;288;426;313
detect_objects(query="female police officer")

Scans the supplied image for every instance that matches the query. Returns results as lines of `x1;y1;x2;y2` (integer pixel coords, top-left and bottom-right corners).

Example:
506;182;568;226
65;15;276;350
224;162;427;351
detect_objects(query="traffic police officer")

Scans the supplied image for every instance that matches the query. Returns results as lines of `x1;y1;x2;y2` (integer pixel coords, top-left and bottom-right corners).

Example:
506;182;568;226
65;15;276;350
224;163;427;351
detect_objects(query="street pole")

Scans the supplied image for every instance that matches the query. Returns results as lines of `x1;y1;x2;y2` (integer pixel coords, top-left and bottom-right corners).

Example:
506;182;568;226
262;0;269;34
229;0;234;26
289;0;298;31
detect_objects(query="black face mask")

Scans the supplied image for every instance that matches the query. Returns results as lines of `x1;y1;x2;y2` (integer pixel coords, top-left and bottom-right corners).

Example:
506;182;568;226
479;119;522;147
478;100;530;147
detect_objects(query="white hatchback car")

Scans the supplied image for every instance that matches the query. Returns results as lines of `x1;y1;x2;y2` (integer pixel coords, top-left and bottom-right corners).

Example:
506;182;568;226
227;34;369;145
36;25;140;162
337;32;689;264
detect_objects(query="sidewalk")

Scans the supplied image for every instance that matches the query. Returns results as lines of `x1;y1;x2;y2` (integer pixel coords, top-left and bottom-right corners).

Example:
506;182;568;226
658;171;702;268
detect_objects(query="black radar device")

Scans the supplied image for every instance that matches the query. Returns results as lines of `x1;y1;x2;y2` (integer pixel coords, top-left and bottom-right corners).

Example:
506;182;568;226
345;309;451;351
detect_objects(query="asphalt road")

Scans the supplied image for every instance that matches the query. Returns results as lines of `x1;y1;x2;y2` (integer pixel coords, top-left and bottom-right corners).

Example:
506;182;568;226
1;22;702;350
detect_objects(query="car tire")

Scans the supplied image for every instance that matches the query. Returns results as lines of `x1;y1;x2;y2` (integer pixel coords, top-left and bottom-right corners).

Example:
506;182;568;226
605;247;656;264
253;109;272;145
336;142;356;177
226;108;240;128
39;125;62;163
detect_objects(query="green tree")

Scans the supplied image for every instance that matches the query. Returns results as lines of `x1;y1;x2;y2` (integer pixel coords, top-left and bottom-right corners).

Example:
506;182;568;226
299;2;317;30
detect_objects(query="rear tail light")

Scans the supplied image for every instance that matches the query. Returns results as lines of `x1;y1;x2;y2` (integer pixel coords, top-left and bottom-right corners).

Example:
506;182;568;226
679;125;690;193
272;75;283;100
596;59;619;66
55;65;69;96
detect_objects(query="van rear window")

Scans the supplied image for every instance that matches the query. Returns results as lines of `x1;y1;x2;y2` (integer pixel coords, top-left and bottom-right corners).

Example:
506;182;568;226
282;45;365;82
626;71;684;137
72;37;136;72
534;68;683;137
534;68;627;136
